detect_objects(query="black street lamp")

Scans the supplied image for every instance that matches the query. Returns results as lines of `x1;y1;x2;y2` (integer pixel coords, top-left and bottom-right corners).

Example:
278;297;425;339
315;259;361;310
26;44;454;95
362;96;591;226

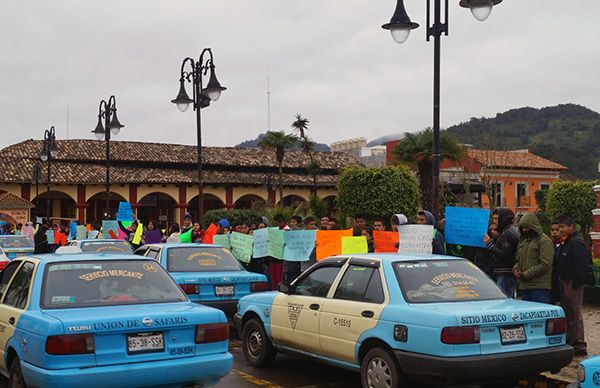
172;48;227;226
32;164;41;219
91;96;124;220
40;127;58;222
383;0;502;216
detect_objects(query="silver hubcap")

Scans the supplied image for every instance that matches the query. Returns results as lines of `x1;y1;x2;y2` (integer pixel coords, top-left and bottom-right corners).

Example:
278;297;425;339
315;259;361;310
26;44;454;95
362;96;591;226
247;330;263;358
366;356;392;388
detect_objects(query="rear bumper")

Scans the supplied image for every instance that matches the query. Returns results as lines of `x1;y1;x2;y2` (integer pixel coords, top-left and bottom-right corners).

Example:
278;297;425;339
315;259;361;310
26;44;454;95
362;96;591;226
21;351;233;388
394;345;573;384
197;300;238;317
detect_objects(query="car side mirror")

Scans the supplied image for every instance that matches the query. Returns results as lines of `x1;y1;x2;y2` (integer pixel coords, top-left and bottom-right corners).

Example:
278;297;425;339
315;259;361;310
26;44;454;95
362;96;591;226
278;282;293;294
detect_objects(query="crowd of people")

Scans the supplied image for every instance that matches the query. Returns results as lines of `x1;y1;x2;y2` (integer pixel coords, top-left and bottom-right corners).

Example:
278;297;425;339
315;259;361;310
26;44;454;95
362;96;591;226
1;206;592;356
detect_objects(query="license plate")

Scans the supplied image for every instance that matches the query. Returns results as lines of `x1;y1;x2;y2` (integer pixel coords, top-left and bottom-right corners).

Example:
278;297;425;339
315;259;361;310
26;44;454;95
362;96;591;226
127;332;164;354
215;285;235;296
499;326;526;345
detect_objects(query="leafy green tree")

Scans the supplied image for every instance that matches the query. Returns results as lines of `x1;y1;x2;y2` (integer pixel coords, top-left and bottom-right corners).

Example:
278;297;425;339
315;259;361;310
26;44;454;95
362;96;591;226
337;166;420;219
259;130;299;204
545;180;596;230
292;114;321;194
394;128;465;211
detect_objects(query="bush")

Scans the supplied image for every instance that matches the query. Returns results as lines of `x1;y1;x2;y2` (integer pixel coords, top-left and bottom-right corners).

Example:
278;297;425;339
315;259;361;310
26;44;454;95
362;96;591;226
336;166;420;219
545;180;596;230
203;208;264;229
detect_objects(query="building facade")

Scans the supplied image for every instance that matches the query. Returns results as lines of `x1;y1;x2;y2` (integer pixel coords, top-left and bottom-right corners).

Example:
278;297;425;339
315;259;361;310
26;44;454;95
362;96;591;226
0;139;360;227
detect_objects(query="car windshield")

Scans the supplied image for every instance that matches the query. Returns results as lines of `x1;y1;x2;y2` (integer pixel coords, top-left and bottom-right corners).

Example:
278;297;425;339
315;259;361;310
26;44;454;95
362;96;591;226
42;260;187;309
0;236;34;249
167;246;243;272
80;241;133;254
393;259;507;303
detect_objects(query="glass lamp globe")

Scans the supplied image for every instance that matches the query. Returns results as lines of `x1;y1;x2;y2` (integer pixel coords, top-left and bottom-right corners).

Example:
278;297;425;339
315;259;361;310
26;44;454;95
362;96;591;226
391;25;412;44
470;0;493;21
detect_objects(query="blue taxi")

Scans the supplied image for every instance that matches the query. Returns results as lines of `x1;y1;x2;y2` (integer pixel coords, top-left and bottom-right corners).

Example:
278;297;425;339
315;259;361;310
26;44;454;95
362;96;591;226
65;239;134;255
234;254;573;386
0;250;232;387
135;243;268;317
0;235;34;260
574;356;600;387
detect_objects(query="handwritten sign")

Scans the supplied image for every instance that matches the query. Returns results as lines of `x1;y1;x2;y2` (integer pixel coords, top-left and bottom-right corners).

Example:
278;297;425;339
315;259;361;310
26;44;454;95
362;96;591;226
252;228;269;258
117;202;134;221
46;230;55;245
316;229;353;260
230;232;254;263
69;221;78;240
212;234;230;249
202;224;218;244
102;220;119;239
444;206;490;248
341;236;368;255
284;230;316;262
132;223;144;245
398;224;433;254
268;228;285;260
76;225;88;241
373;230;399;253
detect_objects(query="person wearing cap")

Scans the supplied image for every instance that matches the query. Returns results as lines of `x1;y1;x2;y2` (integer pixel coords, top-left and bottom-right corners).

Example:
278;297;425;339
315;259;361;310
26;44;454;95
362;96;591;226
181;213;194;234
217;218;230;234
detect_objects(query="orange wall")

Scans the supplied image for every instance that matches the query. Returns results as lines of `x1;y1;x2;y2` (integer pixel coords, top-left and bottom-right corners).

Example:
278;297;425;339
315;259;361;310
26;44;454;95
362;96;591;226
481;176;556;213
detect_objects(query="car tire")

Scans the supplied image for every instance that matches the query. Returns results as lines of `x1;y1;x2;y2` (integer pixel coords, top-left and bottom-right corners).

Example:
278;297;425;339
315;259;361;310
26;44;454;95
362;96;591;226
361;347;406;388
241;318;276;367
9;357;27;388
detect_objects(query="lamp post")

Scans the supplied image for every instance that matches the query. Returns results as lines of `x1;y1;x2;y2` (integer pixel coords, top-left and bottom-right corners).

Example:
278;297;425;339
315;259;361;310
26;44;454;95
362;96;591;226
383;0;502;217
32;164;41;219
91;96;124;220
40;127;58;222
171;48;227;226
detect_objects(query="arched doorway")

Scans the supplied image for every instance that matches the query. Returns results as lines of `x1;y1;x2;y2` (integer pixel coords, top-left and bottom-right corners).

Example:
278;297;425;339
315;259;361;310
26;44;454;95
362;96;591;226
137;193;177;230
234;194;266;210
278;195;306;208
187;194;226;222
33;191;76;222
86;192;127;222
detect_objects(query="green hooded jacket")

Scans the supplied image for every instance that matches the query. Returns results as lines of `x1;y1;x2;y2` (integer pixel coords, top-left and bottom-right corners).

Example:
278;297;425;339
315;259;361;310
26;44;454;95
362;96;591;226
514;213;554;290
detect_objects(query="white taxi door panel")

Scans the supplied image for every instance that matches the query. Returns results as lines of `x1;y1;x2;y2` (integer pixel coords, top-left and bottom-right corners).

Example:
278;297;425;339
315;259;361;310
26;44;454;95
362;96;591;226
270;265;343;355
319;264;387;363
0;261;34;371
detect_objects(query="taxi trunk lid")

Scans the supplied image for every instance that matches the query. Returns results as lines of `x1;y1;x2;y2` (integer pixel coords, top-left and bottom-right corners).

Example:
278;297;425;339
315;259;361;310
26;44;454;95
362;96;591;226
43;302;225;366
415;299;566;355
172;271;267;303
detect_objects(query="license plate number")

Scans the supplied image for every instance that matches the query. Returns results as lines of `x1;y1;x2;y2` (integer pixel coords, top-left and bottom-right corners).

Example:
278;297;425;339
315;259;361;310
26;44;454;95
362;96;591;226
215;285;235;296
127;332;164;354
499;326;526;345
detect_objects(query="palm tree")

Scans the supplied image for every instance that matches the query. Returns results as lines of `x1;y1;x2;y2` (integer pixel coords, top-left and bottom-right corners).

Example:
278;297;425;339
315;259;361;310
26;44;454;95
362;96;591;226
259;130;299;204
292;114;321;194
394;128;465;211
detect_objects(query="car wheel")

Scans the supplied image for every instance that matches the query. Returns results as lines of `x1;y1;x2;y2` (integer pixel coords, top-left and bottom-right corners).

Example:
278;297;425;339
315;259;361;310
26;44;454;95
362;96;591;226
361;347;405;388
242;318;276;367
9;357;27;388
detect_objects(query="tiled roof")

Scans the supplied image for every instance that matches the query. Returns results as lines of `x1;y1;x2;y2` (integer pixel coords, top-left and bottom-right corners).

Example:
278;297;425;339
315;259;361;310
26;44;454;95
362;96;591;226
0;139;359;187
467;149;567;171
0;192;34;209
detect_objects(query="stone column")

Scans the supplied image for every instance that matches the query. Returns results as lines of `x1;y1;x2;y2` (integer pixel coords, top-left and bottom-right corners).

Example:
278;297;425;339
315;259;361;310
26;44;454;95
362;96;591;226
591;185;600;258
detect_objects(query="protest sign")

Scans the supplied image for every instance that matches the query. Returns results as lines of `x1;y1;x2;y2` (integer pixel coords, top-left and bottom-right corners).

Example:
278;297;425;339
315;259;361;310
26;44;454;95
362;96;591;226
398;224;434;254
102;220;119;239
202;224;218;244
230;232;254;263
373;230;399;253
132;224;144;245
76;225;87;240
341;236;368;255
116;202;134;221
283;230;316;262
444;206;490;248
212;234;230;249
179;228;193;243
45;229;55;245
268;228;285;260
316;229;353;260
69;221;77;240
252;228;269;258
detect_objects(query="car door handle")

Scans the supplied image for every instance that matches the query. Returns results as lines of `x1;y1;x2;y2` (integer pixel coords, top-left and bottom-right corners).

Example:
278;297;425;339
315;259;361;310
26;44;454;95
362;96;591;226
309;304;320;311
8;317;15;325
361;310;375;318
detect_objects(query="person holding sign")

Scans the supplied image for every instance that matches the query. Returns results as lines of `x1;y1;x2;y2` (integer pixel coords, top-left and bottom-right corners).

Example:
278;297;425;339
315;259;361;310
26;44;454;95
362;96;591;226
416;210;445;255
484;208;519;298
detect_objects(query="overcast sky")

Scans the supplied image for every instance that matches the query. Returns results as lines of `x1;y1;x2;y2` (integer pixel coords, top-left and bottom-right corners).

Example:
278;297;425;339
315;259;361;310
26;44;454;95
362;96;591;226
1;1;598;149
